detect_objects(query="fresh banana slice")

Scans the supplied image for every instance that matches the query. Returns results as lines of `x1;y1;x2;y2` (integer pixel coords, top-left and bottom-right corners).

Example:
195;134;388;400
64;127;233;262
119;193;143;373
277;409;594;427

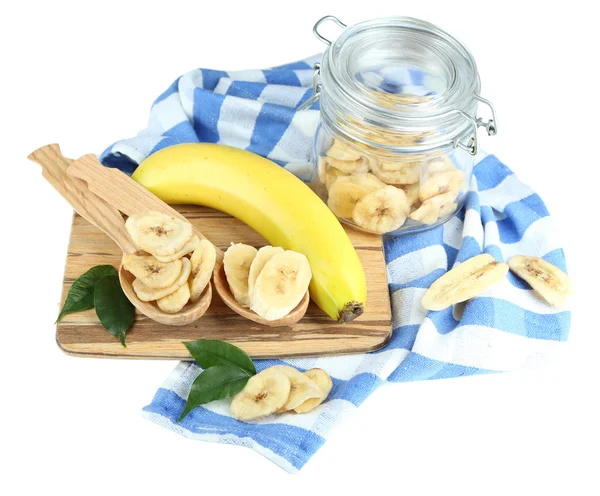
223;243;258;307
122;255;182;289
399;183;420;206
294;369;333;414
269;366;322;412
326;139;362;161
132;257;191;302
153;235;200;263
421;254;509;311
230;367;291;421
247;245;285;301
419;169;465;202
125;211;192;257
326;156;369;175
188;239;217;302
352;185;410;233
251;251;312;321
508;255;573;308
327;174;386;218
371;159;420;184
156;282;191;313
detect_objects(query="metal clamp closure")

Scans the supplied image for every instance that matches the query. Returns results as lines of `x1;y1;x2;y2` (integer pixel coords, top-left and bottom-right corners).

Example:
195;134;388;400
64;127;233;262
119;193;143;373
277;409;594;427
313;15;347;45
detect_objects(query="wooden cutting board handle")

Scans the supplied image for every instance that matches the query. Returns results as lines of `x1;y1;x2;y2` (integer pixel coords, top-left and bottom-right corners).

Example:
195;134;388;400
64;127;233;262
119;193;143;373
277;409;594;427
28;144;138;255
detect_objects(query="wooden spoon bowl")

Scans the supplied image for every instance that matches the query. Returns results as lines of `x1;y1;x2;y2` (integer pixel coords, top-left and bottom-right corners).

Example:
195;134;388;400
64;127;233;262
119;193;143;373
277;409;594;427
213;263;309;327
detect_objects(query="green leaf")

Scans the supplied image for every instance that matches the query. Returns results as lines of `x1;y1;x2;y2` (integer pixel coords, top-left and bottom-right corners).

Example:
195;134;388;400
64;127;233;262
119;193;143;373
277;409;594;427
178;365;251;422
183;339;256;375
94;274;135;348
56;265;117;322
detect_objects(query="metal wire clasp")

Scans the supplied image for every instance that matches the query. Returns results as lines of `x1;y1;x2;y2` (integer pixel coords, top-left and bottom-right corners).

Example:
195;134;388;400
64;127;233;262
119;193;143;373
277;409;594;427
297;63;321;111
455;95;498;155
313;15;347;45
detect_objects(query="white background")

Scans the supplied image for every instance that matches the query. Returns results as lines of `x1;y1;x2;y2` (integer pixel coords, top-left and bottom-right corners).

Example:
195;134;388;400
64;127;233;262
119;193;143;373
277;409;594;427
2;1;599;494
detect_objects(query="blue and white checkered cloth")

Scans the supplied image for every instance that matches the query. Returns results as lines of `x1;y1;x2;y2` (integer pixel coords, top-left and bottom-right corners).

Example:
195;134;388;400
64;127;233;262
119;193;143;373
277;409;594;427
101;56;571;473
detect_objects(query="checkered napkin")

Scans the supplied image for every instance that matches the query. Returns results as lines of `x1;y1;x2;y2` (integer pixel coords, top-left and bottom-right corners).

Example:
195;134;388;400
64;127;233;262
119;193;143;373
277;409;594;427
100;57;571;473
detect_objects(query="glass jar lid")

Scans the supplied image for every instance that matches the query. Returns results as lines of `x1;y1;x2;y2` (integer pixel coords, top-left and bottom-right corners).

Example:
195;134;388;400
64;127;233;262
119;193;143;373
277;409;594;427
308;16;497;155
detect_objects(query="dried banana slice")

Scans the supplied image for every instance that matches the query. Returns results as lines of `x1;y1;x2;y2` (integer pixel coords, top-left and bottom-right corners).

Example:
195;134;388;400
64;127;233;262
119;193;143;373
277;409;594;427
421;254;509;311
326;139;362;161
132;257;191;302
327;174;386;218
247;245;284;302
352;185;410;233
409;191;457;225
251;251;312;321
294;369;333;414
269;366;322;412
122;255;182;289
419;169;465;202
426;154;456;174
189;239;217;302
318;157;348;190
125;211;192;257
223;243;258;307
156;283;190;313
508;256;573;308
371;160;420;184
326;156;369;175
230;367;291;421
399;183;420;206
153;235;200;263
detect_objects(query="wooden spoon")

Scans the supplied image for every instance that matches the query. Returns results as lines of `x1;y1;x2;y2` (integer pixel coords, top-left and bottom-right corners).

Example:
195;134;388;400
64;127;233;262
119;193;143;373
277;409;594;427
67;153;310;327
28;144;212;326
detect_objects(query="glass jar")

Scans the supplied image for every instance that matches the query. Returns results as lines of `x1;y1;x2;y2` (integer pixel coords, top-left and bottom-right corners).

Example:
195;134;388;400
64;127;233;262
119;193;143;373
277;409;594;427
305;16;498;235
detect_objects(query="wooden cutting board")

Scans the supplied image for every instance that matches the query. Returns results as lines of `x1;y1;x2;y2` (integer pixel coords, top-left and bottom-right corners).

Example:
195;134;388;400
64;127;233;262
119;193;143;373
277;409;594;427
57;205;392;359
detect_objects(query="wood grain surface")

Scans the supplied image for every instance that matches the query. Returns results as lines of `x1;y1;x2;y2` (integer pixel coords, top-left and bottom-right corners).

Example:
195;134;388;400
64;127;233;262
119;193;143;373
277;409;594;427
57;205;392;359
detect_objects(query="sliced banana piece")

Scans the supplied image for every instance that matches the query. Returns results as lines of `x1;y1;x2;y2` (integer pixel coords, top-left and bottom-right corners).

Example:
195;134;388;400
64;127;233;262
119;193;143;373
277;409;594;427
125;211;192;257
426;154;456;175
153;235;199;263
123;255;182;289
251;251;312;321
399;183;420;206
188;239;217;302
269;366;322;412
132;257;191;302
508;255;573;308
326;156;369;175
409;191;457;225
422;254;509;311
247;245;285;301
230;367;291;421
156;283;190;313
318;157;348;190
223;243;258;307
326;139;362;161
294;369;333;414
419;169;465;202
327;174;385;218
371;159;420;184
352;185;410;233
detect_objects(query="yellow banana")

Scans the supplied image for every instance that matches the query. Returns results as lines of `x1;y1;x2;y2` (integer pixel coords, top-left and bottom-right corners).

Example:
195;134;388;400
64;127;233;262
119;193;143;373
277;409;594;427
132;143;367;322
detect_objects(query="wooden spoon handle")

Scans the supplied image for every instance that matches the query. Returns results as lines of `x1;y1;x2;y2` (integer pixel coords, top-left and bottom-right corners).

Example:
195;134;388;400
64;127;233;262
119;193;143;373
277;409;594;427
28;144;138;255
67;154;224;262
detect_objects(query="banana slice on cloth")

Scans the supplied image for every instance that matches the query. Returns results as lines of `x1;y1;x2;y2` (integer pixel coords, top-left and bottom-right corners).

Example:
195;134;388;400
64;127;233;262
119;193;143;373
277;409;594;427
419;169;465;202
326;156;369;175
188;239;217;302
223;243;258;307
125;210;192;257
327;174;386;218
270;365;322;412
132;257;191;302
421;254;509;311
250;251;312;321
122;255;182;289
156;283;191;313
247;246;285;302
508;255;573;308
230;367;291;421
370;159;420;184
352;185;410;233
326;139;362;161
153;235;199;263
294;369;333;414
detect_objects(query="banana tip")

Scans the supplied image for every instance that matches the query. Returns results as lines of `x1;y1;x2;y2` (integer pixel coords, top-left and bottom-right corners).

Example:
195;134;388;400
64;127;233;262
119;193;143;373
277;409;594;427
338;302;364;323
